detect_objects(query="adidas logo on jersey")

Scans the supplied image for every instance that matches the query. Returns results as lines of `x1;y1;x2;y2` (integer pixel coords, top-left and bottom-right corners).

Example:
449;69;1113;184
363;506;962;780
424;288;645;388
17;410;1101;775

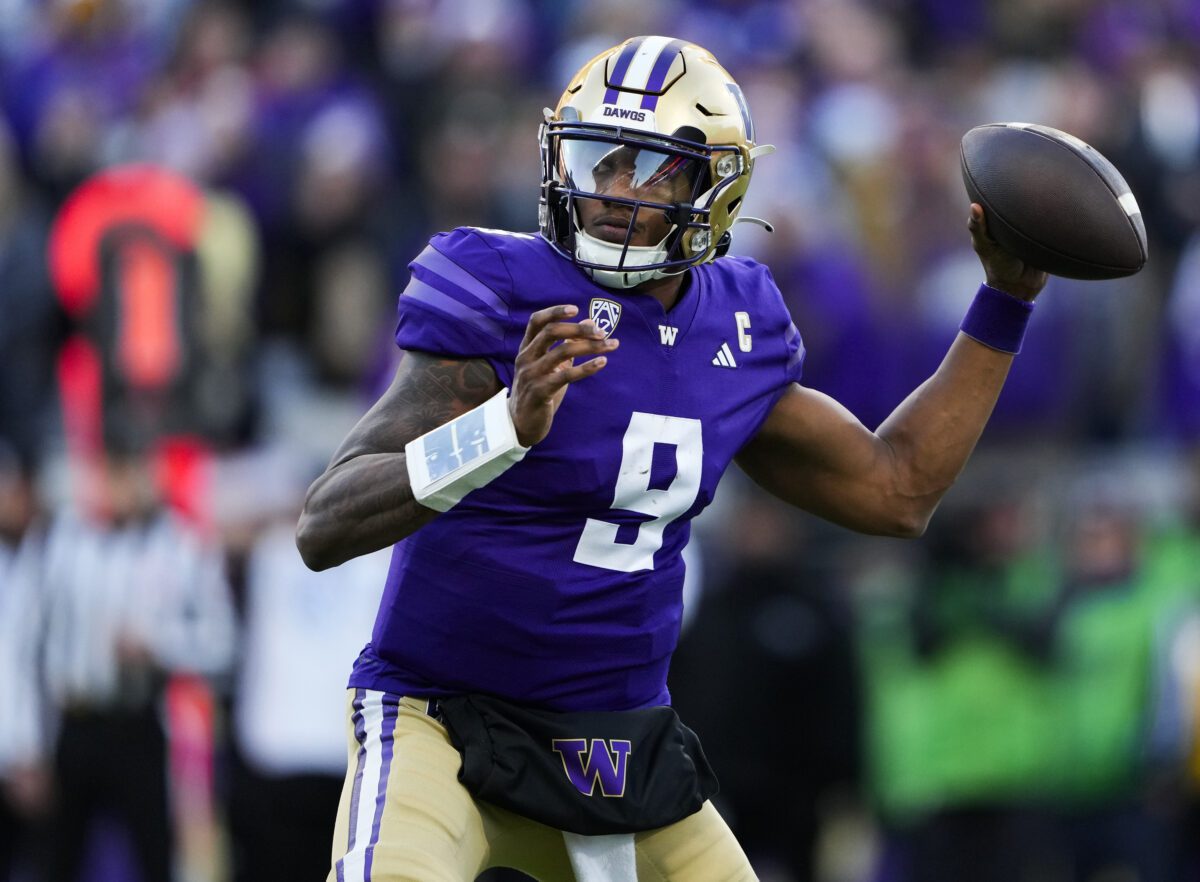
712;342;738;368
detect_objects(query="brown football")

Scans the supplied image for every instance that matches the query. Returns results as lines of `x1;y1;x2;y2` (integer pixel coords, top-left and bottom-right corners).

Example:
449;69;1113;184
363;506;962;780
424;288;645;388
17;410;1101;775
960;123;1147;279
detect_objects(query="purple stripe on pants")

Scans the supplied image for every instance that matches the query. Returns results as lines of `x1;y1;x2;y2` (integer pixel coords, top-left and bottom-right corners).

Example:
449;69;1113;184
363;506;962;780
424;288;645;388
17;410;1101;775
337;689;368;882
604;37;644;103
363;695;400;881
641;40;686;110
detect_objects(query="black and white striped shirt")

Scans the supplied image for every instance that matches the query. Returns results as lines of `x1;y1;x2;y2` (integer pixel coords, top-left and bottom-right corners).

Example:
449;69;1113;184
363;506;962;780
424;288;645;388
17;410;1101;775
0;536;44;771
0;507;236;759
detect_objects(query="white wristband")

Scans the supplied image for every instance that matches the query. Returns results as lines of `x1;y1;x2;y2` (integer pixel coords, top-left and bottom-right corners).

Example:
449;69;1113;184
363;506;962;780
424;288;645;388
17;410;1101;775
405;389;530;512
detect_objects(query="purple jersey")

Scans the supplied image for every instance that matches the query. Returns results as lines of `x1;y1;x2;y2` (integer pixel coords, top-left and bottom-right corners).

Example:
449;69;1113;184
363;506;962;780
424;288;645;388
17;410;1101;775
349;228;805;711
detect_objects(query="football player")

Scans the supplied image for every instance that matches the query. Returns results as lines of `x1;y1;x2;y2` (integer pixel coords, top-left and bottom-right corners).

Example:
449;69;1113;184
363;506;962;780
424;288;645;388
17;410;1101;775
297;36;1046;882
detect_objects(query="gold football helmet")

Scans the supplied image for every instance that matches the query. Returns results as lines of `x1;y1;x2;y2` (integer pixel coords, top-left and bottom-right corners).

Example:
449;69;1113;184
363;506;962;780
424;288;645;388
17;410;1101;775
539;36;774;288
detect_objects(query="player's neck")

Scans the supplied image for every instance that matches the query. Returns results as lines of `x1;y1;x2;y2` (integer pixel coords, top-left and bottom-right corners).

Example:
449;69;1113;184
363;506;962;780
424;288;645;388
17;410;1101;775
632;271;688;313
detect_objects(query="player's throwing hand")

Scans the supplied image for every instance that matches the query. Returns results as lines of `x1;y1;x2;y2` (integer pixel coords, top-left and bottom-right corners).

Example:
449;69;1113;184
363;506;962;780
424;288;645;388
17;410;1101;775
967;204;1048;302
508;304;619;447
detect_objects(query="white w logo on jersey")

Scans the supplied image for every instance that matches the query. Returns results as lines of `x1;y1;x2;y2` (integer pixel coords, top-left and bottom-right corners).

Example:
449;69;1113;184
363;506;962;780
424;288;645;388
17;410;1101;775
658;325;679;346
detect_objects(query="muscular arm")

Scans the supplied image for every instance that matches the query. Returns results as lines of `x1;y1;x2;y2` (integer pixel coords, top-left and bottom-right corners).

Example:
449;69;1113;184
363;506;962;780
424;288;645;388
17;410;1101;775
296;304;615;571
737;204;1046;538
737;334;1015;537
295;352;501;570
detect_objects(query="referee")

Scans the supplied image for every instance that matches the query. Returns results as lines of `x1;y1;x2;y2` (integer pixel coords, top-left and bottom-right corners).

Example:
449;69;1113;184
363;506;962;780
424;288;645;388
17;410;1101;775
4;446;236;882
0;447;47;882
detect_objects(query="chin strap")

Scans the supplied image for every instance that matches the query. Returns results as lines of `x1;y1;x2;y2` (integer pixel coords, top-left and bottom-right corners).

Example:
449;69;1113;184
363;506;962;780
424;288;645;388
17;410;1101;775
575;228;672;288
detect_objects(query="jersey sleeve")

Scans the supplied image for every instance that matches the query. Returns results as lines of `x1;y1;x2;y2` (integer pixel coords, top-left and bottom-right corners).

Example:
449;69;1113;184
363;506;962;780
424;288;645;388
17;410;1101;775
394;228;519;385
761;264;806;386
783;318;805;385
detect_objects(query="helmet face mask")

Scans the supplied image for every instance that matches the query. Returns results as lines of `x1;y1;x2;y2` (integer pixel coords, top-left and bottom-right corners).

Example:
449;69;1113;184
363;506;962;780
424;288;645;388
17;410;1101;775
539;36;766;289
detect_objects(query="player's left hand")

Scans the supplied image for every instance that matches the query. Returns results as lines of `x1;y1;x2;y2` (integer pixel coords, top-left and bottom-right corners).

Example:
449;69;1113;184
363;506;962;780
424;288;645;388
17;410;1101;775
968;203;1048;302
509;304;619;447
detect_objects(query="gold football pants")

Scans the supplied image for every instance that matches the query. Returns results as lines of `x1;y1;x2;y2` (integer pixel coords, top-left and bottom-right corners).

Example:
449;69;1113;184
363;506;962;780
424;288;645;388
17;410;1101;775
327;691;756;882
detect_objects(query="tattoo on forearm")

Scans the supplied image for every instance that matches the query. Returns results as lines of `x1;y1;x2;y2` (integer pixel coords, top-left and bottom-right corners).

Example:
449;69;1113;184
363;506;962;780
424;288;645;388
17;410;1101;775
364;352;501;451
396;358;498;436
300;356;501;564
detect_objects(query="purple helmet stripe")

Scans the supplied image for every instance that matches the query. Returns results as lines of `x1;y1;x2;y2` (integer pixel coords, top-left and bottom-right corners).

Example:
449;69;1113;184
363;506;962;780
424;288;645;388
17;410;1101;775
603;37;645;103
640;39;686;110
363;696;400;881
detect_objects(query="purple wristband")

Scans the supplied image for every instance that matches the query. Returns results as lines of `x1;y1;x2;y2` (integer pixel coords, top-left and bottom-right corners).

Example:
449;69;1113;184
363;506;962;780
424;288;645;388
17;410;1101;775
959;283;1035;354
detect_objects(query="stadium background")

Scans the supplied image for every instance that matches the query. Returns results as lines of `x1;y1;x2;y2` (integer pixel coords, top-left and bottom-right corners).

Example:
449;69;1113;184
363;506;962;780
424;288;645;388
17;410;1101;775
1;0;1200;880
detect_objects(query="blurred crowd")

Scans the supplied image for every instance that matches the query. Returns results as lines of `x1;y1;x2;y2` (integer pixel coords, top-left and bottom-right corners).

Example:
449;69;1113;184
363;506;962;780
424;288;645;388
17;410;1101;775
1;1;1200;881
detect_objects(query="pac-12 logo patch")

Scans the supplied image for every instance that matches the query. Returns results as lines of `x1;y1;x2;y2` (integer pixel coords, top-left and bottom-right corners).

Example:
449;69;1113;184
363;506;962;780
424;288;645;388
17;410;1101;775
589;298;622;339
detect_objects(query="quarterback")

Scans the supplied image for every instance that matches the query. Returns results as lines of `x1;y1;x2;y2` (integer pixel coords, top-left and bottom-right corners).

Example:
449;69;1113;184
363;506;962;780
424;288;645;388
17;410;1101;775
298;36;1046;882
